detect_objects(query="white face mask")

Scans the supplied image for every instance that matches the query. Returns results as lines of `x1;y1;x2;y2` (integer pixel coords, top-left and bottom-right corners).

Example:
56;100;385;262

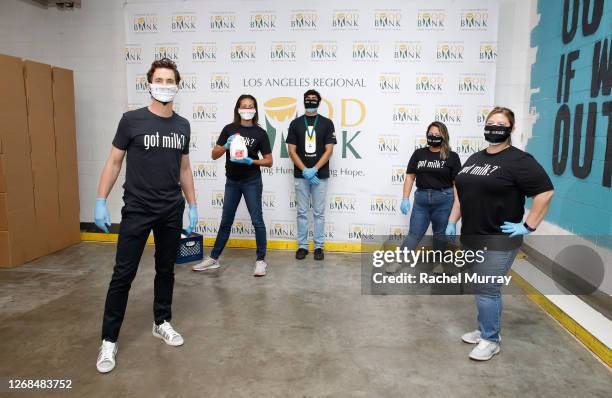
238;108;256;120
149;83;178;104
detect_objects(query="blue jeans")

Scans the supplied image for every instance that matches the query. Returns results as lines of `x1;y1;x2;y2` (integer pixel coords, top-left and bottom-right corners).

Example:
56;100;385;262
401;187;454;252
210;176;266;261
294;177;328;250
468;248;519;342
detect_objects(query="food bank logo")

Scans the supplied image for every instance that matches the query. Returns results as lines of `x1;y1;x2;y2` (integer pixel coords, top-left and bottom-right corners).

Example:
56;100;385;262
374;10;401;29
311;42;338;61
231;42;257;62
394;42;422;62
133;15;158;33
479;42;497;62
192;103;218;122
210;14;236;31
210;74;230;92
436;42;464;62
124;45;142;63
460;9;488;30
416;74;444;93
353;41;380;61
332;11;359;29
417;10;445;30
179;74;197;92
154;45;179;61
392;105;421;124
370;196;398;214
290;11;318;30
434;106;463;125
192;42;216;62
192;162;217;180
329;195;357;213
458;74;486;94
172;14;196;32
270;42;297;61
250;12;277;30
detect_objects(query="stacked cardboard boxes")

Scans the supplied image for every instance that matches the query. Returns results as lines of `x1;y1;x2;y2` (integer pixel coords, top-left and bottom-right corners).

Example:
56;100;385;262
0;54;80;267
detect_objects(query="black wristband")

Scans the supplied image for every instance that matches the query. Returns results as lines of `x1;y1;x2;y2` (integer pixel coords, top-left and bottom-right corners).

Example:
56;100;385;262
523;222;536;232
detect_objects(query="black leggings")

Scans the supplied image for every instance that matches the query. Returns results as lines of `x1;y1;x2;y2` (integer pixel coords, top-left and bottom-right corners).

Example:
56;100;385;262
101;202;184;342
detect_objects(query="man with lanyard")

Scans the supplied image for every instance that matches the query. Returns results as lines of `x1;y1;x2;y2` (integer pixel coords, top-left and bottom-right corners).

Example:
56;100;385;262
286;90;336;261
93;58;198;373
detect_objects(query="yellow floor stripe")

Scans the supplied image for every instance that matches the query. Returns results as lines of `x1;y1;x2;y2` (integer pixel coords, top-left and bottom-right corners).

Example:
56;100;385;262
510;269;611;368
81;233;374;252
81;232;611;367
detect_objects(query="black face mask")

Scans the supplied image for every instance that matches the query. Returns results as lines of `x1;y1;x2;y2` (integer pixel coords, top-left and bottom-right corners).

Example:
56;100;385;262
426;134;443;147
484;124;512;144
304;98;320;111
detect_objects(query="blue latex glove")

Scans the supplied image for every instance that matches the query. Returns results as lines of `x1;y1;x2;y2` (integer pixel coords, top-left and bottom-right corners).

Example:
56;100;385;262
185;203;198;235
310;175;321;185
94;198;111;233
500;221;531;237
224;134;237;149
230;156;253;165
445;222;456;236
400;198;410;215
302;167;318;180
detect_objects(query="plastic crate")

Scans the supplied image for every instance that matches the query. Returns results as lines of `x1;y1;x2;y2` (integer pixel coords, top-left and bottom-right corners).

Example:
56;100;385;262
176;230;204;264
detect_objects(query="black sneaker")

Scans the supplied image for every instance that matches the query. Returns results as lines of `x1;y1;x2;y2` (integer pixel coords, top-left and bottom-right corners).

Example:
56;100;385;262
296;248;308;260
314;248;324;261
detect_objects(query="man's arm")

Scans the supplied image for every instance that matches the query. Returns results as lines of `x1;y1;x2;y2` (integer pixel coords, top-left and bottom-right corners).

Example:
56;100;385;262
314;144;334;170
287;144;306;171
96;146;126;198
180;154;197;204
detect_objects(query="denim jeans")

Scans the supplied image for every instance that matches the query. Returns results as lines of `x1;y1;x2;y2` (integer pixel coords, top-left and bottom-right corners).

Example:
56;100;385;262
294;177;328;250
467;248;519;342
210;176;266;261
401;187;454;252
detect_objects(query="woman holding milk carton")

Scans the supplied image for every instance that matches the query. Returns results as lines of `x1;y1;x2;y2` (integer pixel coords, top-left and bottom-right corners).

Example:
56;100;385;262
192;94;273;276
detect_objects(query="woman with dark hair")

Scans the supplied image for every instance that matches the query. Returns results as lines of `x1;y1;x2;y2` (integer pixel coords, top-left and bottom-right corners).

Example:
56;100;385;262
448;107;554;361
192;94;273;276
387;121;461;273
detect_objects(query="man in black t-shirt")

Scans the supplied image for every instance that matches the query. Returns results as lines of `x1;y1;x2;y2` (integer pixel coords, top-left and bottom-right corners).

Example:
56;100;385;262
286;90;337;261
93;59;197;374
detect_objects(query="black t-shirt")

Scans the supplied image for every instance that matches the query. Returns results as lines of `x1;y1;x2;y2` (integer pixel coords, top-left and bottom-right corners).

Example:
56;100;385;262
286;114;336;178
216;123;272;181
112;107;190;212
455;146;554;250
406;147;462;189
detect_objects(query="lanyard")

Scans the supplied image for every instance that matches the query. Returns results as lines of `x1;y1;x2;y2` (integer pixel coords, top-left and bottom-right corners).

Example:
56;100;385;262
304;115;318;139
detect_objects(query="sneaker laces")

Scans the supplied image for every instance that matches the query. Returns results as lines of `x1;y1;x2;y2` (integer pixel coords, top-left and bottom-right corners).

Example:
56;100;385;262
98;341;115;363
158;322;180;343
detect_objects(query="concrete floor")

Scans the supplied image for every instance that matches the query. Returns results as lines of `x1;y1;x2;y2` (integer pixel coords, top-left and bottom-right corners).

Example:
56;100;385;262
0;242;610;398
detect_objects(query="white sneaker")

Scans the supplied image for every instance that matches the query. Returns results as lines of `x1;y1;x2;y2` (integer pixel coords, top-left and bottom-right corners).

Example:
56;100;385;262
152;321;184;346
253;260;267;277
385;261;401;274
192;256;220;272
96;340;117;373
461;330;482;344
469;339;501;361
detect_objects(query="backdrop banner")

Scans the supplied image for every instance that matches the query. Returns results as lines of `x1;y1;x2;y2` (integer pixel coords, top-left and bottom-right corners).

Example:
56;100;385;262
124;0;499;250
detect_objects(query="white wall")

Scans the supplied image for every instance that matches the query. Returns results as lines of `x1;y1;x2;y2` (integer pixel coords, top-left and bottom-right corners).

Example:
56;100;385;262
0;0;128;222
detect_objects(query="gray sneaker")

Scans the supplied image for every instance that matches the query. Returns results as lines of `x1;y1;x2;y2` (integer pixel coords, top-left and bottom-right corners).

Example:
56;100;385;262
192;256;220;272
461;330;481;344
385;261;402;274
469;339;501;361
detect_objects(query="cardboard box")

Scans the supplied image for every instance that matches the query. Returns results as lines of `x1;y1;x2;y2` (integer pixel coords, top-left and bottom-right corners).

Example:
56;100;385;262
24;60;62;255
0;55;81;266
52;67;81;248
0;55;28;140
